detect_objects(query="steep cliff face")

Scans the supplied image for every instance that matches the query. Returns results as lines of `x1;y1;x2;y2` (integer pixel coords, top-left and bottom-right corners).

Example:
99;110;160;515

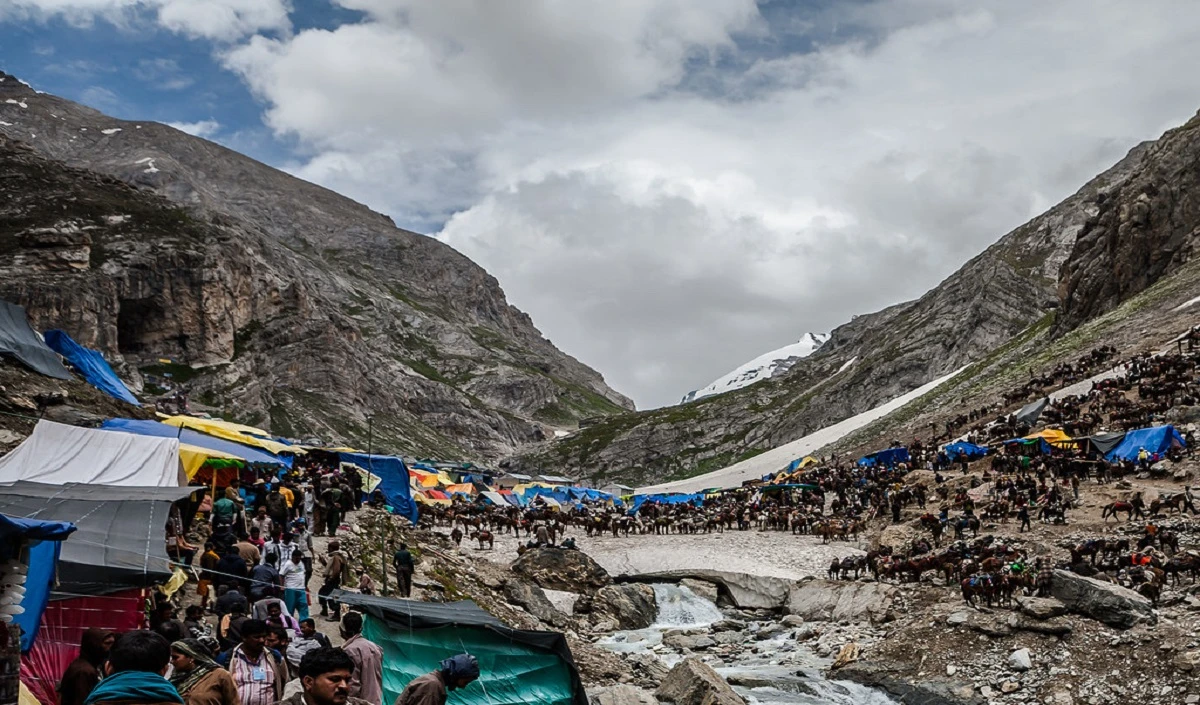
1056;111;1200;331
514;140;1151;486
0;75;632;459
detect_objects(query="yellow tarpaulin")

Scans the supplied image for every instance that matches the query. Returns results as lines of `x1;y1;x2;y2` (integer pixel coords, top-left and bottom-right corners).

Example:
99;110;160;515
1024;428;1073;447
445;483;476;495
179;444;243;478
437;471;457;486
162;415;302;455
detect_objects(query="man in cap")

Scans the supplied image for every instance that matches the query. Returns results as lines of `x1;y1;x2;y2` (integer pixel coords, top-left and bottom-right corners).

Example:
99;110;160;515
394;654;480;705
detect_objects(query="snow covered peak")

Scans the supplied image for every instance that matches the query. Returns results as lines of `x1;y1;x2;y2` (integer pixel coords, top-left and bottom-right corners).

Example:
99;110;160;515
681;332;830;403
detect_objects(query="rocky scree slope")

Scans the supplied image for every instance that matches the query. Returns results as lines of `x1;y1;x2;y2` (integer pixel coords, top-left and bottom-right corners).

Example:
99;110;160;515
0;74;631;458
514;138;1151;486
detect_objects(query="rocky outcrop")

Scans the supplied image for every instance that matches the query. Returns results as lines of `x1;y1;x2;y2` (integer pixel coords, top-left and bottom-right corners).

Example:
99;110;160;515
515;136;1150;486
655;658;745;705
593;583;657;630
1056;110;1200;331
620;570;792;610
1050;569;1156;628
511;548;611;593
785;580;898;624
1014;596;1068;621
0;74;631;460
837;662;984;705
502;580;568;628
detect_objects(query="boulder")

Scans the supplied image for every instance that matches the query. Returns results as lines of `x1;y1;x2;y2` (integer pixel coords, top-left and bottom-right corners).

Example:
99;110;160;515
1050;569;1156;628
711;619;747;633
593;583;658;630
1008;648;1032;672
590;686;659;705
655;657;745;705
780;615;805;628
512;548;611;593
680;579;720;603
623;570;792;610
838;662;984;705
785;580;898;623
503;580;568;627
662;633;716;651
1015;596;1068;620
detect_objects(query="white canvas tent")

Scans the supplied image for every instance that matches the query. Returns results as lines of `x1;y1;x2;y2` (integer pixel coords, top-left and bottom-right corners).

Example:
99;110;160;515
0;419;183;486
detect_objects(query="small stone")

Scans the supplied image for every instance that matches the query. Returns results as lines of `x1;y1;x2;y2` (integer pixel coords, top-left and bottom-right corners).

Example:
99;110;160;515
1001;681;1020;693
980;685;994;697
1009;648;1032;671
946;665;957;676
947;612;969;626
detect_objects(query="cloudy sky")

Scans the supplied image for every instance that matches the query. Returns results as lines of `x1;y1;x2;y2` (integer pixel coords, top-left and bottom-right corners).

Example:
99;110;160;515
4;1;1200;409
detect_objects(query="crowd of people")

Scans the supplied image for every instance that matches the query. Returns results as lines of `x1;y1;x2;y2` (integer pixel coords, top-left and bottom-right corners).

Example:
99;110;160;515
56;624;478;705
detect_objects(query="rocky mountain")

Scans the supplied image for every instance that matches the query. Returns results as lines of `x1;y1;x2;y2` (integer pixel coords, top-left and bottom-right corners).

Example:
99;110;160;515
1056;111;1200;332
680;333;829;404
515;133;1157;487
0;73;632;459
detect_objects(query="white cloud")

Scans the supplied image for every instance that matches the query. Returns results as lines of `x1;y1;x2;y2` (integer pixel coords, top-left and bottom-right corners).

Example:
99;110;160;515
1;0;291;40
166;119;220;138
97;1;1200;406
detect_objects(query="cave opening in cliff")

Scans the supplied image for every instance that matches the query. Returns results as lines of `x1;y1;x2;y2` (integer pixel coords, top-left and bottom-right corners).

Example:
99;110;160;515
116;297;166;357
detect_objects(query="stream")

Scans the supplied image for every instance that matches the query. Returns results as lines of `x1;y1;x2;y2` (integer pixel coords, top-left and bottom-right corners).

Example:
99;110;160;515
597;584;899;705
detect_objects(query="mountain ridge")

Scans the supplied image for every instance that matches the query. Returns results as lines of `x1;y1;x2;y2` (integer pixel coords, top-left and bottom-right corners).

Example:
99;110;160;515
680;332;829;404
511;132;1156;485
0;72;632;460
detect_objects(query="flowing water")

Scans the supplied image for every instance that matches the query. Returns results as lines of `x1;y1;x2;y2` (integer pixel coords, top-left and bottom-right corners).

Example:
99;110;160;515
596;583;899;705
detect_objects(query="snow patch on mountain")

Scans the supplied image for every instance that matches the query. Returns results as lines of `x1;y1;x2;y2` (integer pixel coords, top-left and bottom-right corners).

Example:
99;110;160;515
681;332;830;404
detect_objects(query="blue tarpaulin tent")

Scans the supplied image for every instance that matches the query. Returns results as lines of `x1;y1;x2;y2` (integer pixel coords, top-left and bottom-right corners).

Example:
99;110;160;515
857;447;911;468
338;452;420;525
43;330;139;405
1;513;76;652
628;493;704;515
1105;425;1187;462
944;442;989;461
101;418;289;467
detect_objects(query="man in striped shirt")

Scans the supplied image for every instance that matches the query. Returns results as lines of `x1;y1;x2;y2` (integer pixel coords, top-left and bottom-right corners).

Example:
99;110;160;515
220;619;286;705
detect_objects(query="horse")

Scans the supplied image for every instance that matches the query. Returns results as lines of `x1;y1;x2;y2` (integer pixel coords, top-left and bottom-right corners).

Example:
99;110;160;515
1101;500;1143;522
469;529;494;550
918;514;944;545
961;573;996;608
450;527;463;547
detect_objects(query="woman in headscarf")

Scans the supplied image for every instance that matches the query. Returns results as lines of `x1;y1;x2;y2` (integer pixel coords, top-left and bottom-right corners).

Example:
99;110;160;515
59;628;114;705
169;639;238;705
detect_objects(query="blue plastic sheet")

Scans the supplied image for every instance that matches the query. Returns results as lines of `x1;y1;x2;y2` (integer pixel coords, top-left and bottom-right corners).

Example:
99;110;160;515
857;447;911;467
338;453;420;526
0;513;75;652
43;330;139;405
1106;425;1187;462
628;493;704;515
944;442;989;460
101;418;290;467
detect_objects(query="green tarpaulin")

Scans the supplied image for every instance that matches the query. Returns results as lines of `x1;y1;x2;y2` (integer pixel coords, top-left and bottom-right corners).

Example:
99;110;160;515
332;591;585;705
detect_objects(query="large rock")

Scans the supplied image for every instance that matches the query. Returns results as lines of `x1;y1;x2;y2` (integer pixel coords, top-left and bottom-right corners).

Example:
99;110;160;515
662;633;716;651
594;583;658;630
512;548;612;593
503;580;568;627
623;570;792;610
655;657;745;705
589;686;659;705
785;580;898;623
1050;569;1156;628
680;579;719;603
1015;596;1068;621
838;662;984;705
